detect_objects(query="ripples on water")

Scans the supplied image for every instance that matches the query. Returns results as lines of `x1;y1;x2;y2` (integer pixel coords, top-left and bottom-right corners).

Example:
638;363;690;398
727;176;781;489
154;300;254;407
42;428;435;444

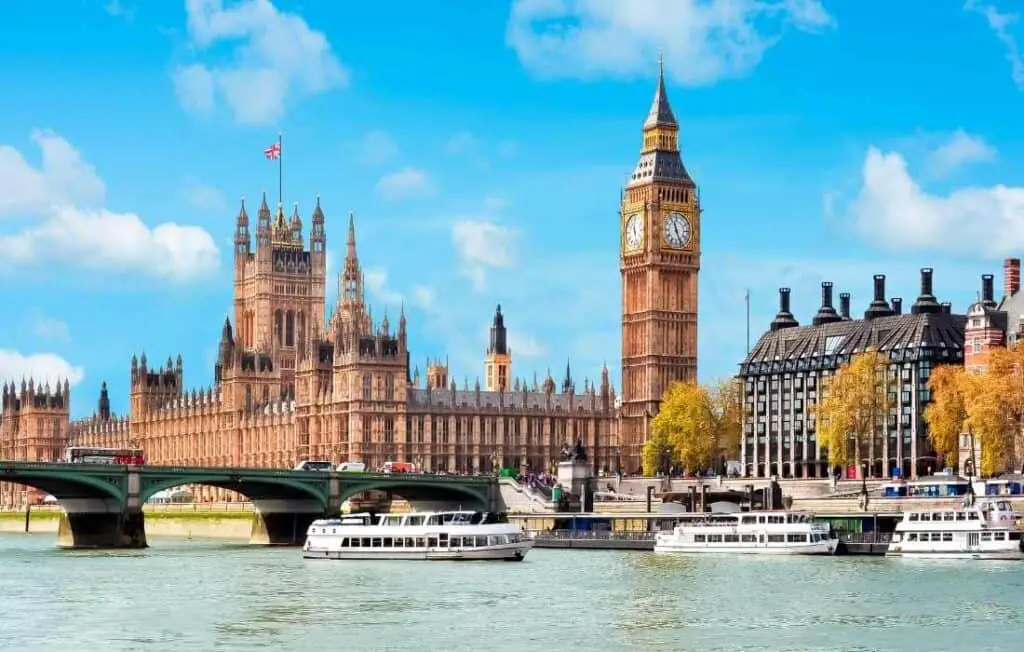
2;535;1024;652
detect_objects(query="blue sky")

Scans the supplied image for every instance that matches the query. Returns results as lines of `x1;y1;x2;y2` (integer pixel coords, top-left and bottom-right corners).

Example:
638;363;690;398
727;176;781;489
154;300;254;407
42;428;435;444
1;0;1024;418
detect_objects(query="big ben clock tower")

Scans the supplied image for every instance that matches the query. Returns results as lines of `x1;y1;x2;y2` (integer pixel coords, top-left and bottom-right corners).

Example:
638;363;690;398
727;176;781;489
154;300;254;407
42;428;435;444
620;59;701;472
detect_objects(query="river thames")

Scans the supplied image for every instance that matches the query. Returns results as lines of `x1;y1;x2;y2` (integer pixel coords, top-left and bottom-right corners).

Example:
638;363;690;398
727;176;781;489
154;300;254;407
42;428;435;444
2;535;1024;651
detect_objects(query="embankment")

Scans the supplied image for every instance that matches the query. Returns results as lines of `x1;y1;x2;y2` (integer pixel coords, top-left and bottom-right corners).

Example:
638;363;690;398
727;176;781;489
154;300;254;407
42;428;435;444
0;509;254;540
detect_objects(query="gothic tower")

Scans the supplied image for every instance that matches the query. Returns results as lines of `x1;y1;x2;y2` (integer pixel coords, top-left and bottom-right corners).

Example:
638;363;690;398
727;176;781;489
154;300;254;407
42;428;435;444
619;59;701;470
233;193;327;395
485;304;511;391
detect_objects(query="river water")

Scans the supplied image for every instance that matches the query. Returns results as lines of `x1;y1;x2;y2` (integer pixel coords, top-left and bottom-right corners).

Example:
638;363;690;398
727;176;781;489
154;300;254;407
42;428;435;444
2;534;1024;652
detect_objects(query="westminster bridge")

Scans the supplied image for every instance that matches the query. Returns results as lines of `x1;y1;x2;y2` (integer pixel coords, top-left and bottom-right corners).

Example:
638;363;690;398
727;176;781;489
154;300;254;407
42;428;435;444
0;462;500;549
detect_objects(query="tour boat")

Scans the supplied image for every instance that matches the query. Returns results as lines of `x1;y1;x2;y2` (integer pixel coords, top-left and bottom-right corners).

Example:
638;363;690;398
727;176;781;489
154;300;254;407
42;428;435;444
653;510;839;555
886;498;1024;560
302;510;533;561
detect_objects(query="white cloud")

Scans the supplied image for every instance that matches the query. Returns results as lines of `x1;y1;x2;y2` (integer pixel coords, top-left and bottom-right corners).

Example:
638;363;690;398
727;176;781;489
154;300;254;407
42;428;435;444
966;0;1024;89
104;0;137;21
175;0;349;125
0;350;84;387
506;0;834;84
848;145;1024;257
508;332;548;358
183;177;227;214
376;167;434;201
411;285;435;309
358;130;400;166
0;131;220;281
926;129;996;176
32;317;71;343
172;63;216;114
363;267;404;306
451;220;518;291
0;130;105;217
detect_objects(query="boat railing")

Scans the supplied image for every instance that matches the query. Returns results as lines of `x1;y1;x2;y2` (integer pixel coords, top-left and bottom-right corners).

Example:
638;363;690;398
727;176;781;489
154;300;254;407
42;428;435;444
531;530;656;542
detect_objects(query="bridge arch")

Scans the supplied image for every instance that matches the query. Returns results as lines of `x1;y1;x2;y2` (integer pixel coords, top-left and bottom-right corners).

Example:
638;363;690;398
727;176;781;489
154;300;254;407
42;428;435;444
0;468;124;507
337;479;491;510
138;473;329;510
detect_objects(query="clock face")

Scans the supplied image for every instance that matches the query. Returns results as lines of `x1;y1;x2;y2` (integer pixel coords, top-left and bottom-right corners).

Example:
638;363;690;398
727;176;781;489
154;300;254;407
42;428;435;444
625;214;644;250
664;212;691;247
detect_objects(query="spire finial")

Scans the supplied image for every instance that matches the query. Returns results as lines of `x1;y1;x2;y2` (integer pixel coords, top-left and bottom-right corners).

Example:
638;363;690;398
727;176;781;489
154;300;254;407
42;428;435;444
658;50;664;78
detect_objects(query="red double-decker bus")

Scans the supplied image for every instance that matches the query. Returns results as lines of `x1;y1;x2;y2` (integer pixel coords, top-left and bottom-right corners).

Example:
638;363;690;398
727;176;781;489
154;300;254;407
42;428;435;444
63;446;145;465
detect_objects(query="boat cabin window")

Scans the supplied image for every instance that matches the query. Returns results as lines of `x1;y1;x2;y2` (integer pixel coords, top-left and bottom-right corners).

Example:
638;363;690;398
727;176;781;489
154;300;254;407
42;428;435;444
994;532;1006;541
427;537;438;547
694;534;706;542
941;532;953;542
383;515;403;526
909;513;919;521
955;513;966;521
741;534;756;543
406;515;425;527
766;534;785;543
758;516;766;524
787;534;807;543
968;513;979;520
919;513;931;521
982;533;992;541
724;534;739;543
708;535;723;543
741;516;757;525
942;512;955;521
907;533;918;541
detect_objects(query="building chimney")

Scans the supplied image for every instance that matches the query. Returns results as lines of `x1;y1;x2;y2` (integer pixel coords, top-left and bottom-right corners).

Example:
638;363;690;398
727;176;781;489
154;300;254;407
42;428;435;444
940;302;952;314
812;281;842;326
911;267;941;315
770;287;799;331
1005;258;1020;298
864;274;893;320
839;292;851;320
891;297;902;315
982;274;996;308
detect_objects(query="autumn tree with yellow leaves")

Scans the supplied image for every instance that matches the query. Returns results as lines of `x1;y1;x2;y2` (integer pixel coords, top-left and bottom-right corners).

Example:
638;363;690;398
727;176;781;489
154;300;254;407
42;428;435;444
814;348;891;471
923;364;970;465
961;347;1024;475
641;379;743;476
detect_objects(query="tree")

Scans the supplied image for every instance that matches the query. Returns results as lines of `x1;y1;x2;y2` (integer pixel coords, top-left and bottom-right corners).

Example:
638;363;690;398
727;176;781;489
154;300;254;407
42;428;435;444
923;364;970;464
709;377;743;461
815;348;891;472
965;347;1023;476
642;381;730;476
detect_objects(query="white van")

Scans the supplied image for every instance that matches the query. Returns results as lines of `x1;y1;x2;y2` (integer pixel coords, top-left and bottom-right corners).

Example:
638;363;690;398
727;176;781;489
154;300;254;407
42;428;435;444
337;461;366;473
294;460;333;472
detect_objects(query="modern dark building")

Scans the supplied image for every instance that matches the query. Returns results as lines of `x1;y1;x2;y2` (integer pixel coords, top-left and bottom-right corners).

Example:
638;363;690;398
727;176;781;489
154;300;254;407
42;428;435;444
738;269;966;480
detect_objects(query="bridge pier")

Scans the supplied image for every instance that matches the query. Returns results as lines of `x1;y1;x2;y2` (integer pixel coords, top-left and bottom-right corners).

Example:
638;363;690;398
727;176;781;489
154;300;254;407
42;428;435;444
248;499;326;546
56;509;147;549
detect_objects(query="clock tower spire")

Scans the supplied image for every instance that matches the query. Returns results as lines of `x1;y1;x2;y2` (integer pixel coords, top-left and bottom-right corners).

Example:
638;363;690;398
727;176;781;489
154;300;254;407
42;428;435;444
619;59;701;472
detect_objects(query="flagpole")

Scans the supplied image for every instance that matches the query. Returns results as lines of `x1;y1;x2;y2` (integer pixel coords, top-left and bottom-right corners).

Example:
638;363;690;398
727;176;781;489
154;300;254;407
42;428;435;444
745;289;751;354
278;132;283;206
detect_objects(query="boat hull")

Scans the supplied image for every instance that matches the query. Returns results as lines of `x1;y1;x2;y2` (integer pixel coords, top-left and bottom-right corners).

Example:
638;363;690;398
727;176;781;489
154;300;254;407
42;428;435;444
653;540;838;556
302;541;533;561
885;546;1022;561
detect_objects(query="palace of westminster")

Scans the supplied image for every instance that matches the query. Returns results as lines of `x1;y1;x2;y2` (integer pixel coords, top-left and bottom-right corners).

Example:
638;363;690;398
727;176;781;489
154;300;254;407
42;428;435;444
0;66;706;500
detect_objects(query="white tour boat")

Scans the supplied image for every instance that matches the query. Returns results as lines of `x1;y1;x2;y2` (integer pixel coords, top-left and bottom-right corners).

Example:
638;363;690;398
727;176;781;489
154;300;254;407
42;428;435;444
886;498;1024;560
653;510;839;555
302;510;533;561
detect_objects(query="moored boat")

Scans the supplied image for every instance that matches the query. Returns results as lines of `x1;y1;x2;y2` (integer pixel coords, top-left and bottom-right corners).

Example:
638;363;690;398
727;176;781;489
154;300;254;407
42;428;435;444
302;510;533;561
886;498;1024;560
653;510;838;555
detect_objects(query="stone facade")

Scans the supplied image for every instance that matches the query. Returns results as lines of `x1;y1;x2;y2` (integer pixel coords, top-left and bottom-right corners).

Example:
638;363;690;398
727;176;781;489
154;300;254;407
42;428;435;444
0;381;70;506
619;61;701;472
739;270;966;480
1;198;618;503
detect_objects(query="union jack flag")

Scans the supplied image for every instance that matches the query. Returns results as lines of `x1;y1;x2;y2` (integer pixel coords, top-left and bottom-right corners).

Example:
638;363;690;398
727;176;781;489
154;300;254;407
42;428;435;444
264;142;281;160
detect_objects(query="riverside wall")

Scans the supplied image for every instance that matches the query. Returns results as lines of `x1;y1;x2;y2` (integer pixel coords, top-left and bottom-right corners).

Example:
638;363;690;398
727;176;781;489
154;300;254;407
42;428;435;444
0;505;255;540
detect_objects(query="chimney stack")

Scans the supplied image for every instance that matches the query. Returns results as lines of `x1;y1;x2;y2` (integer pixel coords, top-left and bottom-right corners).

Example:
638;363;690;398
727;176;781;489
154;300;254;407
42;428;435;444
839;292;851;320
812;282;842;326
770;288;799;331
864;274;893;320
940;302;952;314
891;297;902;315
982;274;996;308
1005;258;1020;298
911;267;941;314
